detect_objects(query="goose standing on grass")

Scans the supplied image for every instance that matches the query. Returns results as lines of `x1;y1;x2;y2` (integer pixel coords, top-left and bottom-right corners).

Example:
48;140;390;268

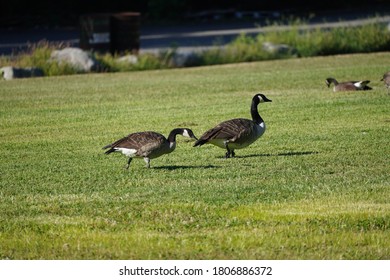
380;71;390;94
103;128;197;169
325;77;372;92
194;93;272;158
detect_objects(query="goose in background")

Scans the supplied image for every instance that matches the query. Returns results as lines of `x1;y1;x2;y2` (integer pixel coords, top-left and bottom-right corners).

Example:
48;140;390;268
325;77;372;92
103;128;197;169
194;93;272;158
381;71;390;94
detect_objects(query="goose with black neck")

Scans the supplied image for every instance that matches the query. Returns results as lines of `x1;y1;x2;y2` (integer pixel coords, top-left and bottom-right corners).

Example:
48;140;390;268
103;128;197;169
194;93;272;158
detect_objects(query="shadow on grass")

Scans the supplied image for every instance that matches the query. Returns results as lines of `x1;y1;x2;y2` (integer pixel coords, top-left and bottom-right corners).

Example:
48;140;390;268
153;165;220;170
235;151;319;159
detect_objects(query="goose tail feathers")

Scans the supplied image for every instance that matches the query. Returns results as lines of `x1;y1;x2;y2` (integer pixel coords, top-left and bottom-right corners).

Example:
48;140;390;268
102;145;116;155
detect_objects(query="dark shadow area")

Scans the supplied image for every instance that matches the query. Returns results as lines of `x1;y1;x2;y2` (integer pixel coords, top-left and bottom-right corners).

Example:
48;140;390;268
153;164;220;170
235;151;319;158
277;151;319;156
1;1;388;28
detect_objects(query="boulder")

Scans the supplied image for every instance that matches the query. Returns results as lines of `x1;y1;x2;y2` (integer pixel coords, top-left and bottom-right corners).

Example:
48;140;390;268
262;42;297;56
1;66;44;80
50;47;101;72
170;49;202;67
116;55;138;65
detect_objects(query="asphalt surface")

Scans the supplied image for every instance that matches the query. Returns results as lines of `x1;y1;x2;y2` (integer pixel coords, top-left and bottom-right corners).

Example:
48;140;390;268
0;10;389;56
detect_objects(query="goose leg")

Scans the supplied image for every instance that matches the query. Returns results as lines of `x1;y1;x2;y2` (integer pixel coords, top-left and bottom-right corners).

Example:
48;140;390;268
125;158;132;169
223;141;231;158
144;157;151;168
225;149;236;158
224;141;234;158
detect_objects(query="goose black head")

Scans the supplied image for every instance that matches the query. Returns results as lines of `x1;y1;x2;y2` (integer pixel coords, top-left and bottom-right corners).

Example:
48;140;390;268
325;78;335;87
254;93;272;104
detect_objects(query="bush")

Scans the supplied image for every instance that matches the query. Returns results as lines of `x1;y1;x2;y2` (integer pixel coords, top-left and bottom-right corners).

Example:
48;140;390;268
257;19;390;57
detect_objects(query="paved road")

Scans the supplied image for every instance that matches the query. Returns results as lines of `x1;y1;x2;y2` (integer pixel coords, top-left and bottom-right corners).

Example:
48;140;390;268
140;16;390;54
0;13;389;56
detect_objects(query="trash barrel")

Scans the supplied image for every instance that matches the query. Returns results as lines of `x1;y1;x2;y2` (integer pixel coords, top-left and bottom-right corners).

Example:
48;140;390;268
110;12;141;54
80;14;111;53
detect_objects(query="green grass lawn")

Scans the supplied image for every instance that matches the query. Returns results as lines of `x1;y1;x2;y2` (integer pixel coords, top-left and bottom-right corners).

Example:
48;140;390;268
0;52;389;259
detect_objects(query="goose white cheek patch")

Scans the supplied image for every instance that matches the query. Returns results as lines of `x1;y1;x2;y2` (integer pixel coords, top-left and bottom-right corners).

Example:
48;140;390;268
182;129;191;138
169;142;176;149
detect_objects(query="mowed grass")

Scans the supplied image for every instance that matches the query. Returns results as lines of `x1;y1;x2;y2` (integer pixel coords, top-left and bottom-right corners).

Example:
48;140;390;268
0;52;389;259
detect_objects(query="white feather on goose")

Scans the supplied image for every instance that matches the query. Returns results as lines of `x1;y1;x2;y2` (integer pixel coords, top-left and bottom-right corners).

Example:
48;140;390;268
325;77;372;92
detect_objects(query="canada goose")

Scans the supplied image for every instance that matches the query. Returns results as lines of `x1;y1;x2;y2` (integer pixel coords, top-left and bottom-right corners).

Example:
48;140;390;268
103;128;197;169
325;77;372;92
380;71;390;94
194;93;272;158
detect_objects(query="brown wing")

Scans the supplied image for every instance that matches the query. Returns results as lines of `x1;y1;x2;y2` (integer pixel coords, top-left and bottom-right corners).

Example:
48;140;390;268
337;80;371;91
382;72;390;82
194;118;254;146
384;74;390;86
103;131;166;156
336;82;358;91
225;119;255;144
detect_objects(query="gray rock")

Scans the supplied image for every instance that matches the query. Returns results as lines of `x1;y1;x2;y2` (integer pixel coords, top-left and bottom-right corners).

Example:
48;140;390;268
170;50;202;67
50;47;101;72
262;42;297;55
1;66;44;80
116;55;138;65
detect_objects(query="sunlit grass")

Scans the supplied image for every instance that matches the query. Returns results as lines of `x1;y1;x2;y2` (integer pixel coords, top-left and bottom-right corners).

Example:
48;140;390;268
0;52;389;259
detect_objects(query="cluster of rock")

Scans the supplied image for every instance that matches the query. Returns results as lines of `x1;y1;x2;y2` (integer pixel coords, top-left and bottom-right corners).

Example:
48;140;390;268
1;48;102;80
1;43;295;80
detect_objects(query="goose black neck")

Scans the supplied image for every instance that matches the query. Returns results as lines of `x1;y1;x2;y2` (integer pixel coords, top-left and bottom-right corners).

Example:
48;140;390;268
251;99;263;124
168;128;183;142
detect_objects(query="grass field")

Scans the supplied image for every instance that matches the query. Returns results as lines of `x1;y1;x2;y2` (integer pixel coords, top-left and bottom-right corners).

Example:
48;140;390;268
0;52;389;259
